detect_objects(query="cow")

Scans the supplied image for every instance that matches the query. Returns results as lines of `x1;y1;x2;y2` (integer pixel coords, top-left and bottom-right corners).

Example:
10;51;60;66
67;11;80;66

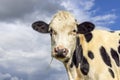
32;11;120;80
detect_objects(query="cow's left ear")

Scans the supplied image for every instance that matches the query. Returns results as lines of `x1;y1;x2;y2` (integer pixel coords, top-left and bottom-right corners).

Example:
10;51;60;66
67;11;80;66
77;22;95;34
32;21;49;33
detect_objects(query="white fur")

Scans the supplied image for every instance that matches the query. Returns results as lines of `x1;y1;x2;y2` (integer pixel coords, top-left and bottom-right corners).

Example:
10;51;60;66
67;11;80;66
49;11;77;61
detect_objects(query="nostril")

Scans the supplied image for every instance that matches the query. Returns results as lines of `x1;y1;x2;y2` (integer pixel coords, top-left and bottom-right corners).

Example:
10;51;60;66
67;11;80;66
54;47;69;58
54;47;68;54
54;47;59;53
62;48;68;55
63;48;66;53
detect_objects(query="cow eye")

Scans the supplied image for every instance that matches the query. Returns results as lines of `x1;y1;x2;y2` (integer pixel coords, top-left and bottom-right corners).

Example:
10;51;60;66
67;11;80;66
50;29;57;35
68;29;77;36
73;30;77;33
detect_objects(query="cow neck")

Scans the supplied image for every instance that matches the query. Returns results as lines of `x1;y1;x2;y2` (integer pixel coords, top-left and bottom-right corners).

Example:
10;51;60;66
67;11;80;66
64;37;83;80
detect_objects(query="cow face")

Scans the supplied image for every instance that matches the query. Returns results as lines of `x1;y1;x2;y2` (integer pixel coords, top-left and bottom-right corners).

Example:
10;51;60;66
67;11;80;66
32;11;95;62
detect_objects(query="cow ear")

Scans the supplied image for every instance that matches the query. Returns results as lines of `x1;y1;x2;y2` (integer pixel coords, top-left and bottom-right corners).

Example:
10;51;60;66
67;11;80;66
32;21;49;33
77;22;95;34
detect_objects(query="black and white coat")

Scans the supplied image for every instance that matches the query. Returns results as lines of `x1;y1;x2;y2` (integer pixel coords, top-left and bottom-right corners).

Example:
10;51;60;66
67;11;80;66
32;11;120;80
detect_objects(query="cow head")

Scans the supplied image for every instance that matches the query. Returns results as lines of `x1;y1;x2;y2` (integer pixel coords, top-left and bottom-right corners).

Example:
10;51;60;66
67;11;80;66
32;11;95;62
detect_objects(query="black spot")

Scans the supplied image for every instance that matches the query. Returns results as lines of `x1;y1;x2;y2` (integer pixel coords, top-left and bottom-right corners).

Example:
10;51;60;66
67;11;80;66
109;31;115;33
111;48;120;67
108;68;115;78
70;37;83;68
64;58;70;63
88;51;94;59
118;46;120;54
71;37;90;75
70;61;74;68
119;40;120;44
84;33;93;42
76;37;80;45
100;46;112;67
71;45;83;68
71;52;78;68
80;57;89;75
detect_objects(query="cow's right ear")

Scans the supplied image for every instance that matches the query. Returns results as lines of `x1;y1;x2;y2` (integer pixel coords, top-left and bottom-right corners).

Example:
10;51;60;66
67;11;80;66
32;21;49;33
77;22;95;34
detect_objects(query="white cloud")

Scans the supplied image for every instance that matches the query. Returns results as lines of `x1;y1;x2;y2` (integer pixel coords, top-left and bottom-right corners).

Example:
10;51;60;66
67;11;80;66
93;14;116;21
60;0;117;28
0;73;22;80
60;0;91;22
92;14;117;25
0;22;66;80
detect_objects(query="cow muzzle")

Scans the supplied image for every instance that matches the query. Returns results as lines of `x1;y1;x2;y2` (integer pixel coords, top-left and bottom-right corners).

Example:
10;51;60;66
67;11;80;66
54;46;69;58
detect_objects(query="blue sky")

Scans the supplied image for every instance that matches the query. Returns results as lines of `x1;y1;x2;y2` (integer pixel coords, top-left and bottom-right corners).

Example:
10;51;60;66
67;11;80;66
0;0;119;80
94;0;120;30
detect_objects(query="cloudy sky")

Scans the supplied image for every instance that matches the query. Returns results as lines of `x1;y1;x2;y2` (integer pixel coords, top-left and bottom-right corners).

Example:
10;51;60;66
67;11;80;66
0;0;120;80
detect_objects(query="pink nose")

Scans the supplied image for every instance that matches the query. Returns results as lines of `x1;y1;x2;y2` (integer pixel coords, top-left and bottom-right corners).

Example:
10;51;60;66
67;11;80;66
54;47;68;58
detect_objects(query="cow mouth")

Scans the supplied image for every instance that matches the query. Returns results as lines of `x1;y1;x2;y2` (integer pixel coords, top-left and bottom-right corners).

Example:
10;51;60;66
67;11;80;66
55;53;66;58
52;50;70;62
53;54;70;62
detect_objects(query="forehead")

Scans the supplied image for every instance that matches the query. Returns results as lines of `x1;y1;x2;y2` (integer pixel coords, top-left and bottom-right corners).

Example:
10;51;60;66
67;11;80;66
49;11;77;32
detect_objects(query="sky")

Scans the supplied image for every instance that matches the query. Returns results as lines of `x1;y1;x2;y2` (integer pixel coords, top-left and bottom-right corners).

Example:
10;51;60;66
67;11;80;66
0;0;120;80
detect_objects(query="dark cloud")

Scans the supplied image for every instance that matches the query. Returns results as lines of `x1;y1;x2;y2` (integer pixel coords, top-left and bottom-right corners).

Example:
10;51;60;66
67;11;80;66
0;0;65;22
